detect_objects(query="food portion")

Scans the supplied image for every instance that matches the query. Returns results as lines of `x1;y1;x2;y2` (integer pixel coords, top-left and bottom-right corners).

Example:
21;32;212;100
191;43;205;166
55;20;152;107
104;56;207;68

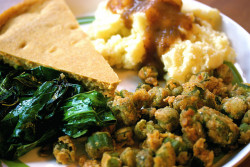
0;63;116;159
87;0;236;82
0;0;120;96
53;64;249;167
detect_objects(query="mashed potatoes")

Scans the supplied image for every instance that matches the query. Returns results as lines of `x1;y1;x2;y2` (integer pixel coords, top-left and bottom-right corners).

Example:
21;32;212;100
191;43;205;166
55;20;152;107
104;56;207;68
88;2;147;69
87;0;236;83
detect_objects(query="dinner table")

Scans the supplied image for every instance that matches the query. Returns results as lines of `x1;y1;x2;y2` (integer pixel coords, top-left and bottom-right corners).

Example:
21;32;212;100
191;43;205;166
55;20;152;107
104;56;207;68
196;0;250;166
197;0;250;33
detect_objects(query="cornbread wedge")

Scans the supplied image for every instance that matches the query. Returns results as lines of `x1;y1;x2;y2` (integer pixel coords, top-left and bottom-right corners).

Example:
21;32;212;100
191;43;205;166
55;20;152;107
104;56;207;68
0;0;120;96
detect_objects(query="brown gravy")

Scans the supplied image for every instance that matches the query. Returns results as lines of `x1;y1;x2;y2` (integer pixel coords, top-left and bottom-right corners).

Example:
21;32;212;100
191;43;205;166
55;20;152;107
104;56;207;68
107;0;193;70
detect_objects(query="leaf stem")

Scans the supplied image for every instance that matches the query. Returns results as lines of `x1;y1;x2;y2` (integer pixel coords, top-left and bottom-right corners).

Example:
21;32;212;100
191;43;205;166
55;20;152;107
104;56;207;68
77;16;95;25
223;61;243;84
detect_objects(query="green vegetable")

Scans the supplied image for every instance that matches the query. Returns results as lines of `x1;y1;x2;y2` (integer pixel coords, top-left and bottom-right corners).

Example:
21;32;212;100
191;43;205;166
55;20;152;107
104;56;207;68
238;83;250;91
136;149;154;167
77;16;95;25
163;137;189;155
0;61;116;160
85;132;114;159
239;123;250;132
0;77;70;159
154;142;176;167
223;61;243;84
120;147;137;167
1;159;28;167
115;127;134;145
101;152;122;167
0;66;63;120
61;91;116;138
134;119;155;140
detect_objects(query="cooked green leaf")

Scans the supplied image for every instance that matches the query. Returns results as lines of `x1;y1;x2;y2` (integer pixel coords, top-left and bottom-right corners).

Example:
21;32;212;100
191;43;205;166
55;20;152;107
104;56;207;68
0;61;115;160
0;78;69;159
61;91;116;138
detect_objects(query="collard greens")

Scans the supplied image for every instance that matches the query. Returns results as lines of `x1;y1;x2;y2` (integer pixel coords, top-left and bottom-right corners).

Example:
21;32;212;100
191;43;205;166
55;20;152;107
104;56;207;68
0;61;116;159
61;91;116;138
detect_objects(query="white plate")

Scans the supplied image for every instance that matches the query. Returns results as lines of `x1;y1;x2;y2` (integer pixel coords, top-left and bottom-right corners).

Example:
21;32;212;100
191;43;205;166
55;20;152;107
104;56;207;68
0;0;249;166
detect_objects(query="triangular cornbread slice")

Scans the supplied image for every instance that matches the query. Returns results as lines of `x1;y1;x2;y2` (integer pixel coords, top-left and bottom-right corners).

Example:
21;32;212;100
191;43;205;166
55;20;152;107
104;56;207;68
0;0;120;95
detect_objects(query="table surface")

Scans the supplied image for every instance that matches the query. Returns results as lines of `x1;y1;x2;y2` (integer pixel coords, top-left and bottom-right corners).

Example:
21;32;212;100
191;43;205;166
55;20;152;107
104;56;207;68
196;0;250;166
196;0;250;33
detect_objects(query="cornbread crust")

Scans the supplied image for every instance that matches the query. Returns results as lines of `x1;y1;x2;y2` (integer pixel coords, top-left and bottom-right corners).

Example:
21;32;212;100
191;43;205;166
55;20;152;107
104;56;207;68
0;0;120;96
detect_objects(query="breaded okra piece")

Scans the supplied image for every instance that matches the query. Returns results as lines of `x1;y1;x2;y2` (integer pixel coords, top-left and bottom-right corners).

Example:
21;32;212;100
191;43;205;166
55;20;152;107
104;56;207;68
193;138;214;167
165;79;183;96
134;119;155;140
53;136;76;165
111;95;138;125
238;123;250;144
172;95;204;112
155;106;179;132
154;142;176;167
85;132;113;159
180;108;206;144
148;87;171;108
198;106;239;146
115;127;134;146
214;64;234;84
120;147;138;167
138;66;158;86
136;149;154;167
242;110;250;124
222;96;247;120
101;152;122;167
162;133;190;165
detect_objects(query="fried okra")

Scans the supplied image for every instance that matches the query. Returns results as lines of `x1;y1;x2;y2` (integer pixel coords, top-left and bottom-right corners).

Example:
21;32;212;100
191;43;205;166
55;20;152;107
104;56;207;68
101;152;122;167
198;106;239;146
53;136;76;164
136;83;152;91
182;81;205;97
193;138;214;167
115;127;134;146
203;89;222;111
111;88;152;125
144;130;163;151
214;64;234;84
154;142;176;167
166;79;183;96
72;64;249;166
170;95;204;112
162;133;190;165
189;72;228;97
136;149;154;167
138;66;158;86
180;108;206;144
242;110;250;124
148;87;171;108
120;147;138;167
222;96;247;120
140;107;156;119
238;123;250;144
111;95;139;125
81;159;100;167
229;83;250;97
133;88;151;108
155;106;179;132
134;119;155;140
85;132;114;159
